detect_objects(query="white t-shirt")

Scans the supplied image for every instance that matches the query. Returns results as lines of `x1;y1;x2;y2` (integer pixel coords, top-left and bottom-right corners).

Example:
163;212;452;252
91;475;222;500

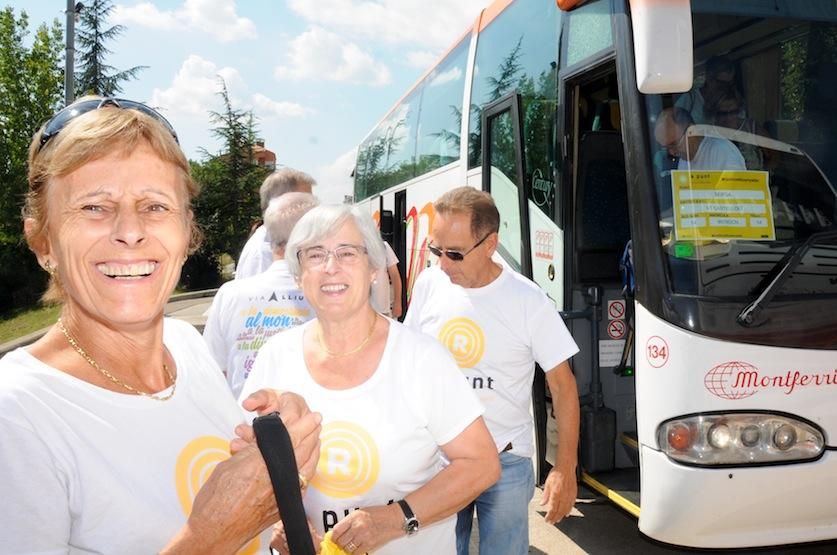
204;260;313;397
236;224;274;280
404;266;579;457
0;319;270;555
371;242;399;315
678;135;746;171
240;320;483;555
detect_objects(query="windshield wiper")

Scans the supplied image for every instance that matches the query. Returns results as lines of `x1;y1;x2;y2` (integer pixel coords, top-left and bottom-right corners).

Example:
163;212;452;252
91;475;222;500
737;228;837;327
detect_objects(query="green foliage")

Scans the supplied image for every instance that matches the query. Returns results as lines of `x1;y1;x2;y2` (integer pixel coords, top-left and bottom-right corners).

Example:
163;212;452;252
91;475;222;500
0;303;60;344
75;0;146;96
427;105;462;153
468;36;525;167
1;5;275;309
0;7;63;312
354;32;558;222
780;26;837;120
485;37;524;103
184;80;267;289
355;36;541;200
354;126;404;199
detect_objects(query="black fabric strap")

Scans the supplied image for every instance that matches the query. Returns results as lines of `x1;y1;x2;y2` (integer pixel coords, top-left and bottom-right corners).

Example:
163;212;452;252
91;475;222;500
252;412;315;555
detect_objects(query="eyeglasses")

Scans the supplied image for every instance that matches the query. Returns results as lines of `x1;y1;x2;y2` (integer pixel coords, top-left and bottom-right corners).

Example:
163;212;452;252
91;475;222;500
661;127;688;152
428;232;492;262
298;245;368;268
38;98;178;152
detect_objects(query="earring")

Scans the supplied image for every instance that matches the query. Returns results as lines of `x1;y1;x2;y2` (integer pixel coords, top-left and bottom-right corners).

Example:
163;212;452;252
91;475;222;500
44;261;55;277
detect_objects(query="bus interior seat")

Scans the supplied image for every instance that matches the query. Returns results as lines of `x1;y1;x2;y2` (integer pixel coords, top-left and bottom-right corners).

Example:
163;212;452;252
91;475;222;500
591;101;621;132
610;102;621;132
575;130;631;284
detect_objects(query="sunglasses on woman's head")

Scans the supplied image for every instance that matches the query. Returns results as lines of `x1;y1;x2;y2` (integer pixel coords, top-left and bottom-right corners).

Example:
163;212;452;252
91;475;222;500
38;98;178;152
427;232;492;262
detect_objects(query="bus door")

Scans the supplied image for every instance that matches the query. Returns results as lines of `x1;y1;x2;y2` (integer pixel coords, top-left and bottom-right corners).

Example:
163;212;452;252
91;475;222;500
393;190;408;317
361;194;383;227
561;62;639;514
481;92;532;278
481;92;558;482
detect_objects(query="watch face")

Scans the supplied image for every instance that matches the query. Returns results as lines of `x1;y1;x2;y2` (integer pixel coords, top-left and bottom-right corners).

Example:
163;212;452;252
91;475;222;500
405;517;420;535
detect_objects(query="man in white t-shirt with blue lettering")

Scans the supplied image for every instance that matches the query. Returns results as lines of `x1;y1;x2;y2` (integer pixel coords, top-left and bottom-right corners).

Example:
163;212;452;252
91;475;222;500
204;192;318;397
404;187;580;555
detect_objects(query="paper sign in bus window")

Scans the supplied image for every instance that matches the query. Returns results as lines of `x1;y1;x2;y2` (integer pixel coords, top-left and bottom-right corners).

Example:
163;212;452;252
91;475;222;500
671;170;775;241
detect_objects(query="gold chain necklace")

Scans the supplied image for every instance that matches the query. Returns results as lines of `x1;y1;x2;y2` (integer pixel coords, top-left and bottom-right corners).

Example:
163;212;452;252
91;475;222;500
317;313;379;358
56;318;176;401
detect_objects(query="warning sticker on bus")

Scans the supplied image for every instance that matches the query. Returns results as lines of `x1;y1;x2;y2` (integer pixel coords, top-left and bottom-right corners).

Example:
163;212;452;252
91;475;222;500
671;170;775;241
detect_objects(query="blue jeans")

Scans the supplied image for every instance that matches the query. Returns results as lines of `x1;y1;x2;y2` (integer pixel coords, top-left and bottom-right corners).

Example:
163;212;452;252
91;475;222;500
456;452;535;555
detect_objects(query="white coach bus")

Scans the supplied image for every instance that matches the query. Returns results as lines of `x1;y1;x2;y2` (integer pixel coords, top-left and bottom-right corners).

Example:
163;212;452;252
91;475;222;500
352;0;837;548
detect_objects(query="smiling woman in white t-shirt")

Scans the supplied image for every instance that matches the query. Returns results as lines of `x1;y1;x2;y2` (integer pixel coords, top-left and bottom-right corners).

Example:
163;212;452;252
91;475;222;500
241;204;499;555
0;97;321;554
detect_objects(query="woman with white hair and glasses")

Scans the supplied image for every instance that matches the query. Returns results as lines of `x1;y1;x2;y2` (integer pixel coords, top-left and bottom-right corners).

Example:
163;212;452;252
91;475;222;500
240;204;500;555
0;96;321;554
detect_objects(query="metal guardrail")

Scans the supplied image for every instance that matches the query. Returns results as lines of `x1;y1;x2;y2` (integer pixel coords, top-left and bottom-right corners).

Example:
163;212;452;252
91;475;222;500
0;289;218;356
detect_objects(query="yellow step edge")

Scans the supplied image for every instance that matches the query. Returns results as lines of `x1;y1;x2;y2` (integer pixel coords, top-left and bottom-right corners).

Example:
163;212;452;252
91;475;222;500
581;471;641;518
621;432;639;450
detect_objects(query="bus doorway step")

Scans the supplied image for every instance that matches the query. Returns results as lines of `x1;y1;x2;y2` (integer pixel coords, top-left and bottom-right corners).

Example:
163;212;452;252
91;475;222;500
581;467;640;518
620;431;639;466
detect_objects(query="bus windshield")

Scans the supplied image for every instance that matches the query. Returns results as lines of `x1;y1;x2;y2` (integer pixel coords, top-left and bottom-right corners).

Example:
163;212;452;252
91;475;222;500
642;4;837;347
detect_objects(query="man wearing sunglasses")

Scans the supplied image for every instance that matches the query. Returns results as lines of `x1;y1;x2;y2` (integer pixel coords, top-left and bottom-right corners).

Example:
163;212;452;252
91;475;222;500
404;187;580;555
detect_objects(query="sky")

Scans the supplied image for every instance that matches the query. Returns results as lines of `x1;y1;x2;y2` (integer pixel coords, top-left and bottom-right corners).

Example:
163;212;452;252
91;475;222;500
8;0;492;203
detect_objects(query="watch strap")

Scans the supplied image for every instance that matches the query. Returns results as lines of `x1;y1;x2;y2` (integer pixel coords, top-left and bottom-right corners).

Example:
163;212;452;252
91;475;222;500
397;499;419;535
396;498;415;520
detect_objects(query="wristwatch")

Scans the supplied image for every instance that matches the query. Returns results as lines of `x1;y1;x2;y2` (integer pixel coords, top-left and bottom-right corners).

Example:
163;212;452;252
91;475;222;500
397;499;420;536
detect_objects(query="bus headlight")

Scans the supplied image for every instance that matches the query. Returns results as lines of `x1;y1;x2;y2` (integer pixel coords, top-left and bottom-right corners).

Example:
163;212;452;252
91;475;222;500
657;413;824;466
707;423;732;449
740;424;760;447
773;424;797;451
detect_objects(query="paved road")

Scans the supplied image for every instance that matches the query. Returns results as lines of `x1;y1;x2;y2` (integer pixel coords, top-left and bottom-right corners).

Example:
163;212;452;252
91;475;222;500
163;292;216;329
515;484;837;555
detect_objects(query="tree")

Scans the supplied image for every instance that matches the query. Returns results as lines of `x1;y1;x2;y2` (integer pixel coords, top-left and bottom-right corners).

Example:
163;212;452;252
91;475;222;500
183;80;268;289
485;37;524;103
468;37;525;167
75;0;145;96
0;7;63;311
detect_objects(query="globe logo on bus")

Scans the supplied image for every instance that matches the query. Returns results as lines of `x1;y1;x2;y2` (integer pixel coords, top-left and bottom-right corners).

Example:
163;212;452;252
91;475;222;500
704;361;758;400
